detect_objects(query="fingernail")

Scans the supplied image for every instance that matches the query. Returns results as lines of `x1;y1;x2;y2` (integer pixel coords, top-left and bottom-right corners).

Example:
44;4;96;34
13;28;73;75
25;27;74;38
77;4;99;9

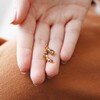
61;61;67;65
47;77;52;79
34;83;40;86
11;20;16;24
10;9;17;24
11;19;19;25
34;84;38;86
21;72;27;75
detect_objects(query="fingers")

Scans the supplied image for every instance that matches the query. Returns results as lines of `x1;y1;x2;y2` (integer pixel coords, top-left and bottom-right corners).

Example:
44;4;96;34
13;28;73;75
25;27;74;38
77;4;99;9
46;24;64;78
61;19;82;63
17;14;36;72
11;0;30;24
30;22;50;85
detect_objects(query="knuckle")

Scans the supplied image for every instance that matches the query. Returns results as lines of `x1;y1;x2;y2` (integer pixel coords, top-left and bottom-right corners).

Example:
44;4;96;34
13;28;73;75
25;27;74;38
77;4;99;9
50;37;63;44
35;38;48;45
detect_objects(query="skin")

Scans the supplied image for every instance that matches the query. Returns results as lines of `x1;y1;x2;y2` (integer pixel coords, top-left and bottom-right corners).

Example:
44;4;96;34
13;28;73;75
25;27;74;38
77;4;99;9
11;0;92;86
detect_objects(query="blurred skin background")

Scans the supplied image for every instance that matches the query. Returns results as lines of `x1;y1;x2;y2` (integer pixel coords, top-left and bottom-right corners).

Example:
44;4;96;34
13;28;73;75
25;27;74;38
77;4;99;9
0;0;100;40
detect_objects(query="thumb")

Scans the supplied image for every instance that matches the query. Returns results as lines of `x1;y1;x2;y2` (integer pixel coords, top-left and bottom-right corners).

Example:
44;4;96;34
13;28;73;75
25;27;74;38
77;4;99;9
11;0;31;24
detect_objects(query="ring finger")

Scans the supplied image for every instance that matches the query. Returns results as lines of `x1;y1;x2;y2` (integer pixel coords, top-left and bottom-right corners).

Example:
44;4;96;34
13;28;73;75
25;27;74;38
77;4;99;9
46;24;64;78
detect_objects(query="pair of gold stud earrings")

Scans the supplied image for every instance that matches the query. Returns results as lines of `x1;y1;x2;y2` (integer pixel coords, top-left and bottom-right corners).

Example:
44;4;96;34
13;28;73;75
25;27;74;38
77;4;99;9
43;45;55;63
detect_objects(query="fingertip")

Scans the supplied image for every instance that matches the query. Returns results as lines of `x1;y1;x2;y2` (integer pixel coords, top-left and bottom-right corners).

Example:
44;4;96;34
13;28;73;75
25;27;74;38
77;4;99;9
10;11;22;25
30;60;46;86
11;0;31;25
17;48;32;72
30;71;45;86
17;0;31;24
10;14;24;25
46;64;59;78
10;9;18;25
60;51;72;63
11;20;19;25
17;61;30;72
11;19;23;25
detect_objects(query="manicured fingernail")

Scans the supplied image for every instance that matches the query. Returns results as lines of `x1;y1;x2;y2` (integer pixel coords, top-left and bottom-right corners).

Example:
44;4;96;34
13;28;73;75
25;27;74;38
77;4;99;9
47;77;52;79
61;61;67;65
11;17;18;25
32;82;40;86
10;9;17;24
11;20;16;24
34;84;38;86
21;72;27;75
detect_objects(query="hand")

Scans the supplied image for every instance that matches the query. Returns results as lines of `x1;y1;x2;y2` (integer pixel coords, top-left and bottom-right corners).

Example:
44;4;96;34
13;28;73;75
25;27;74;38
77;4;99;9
11;0;92;85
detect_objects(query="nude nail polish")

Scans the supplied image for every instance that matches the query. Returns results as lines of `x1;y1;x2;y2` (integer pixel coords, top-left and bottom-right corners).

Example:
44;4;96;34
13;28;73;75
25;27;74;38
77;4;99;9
47;77;52;79
61;61;67;65
21;72;27;75
10;9;17;24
